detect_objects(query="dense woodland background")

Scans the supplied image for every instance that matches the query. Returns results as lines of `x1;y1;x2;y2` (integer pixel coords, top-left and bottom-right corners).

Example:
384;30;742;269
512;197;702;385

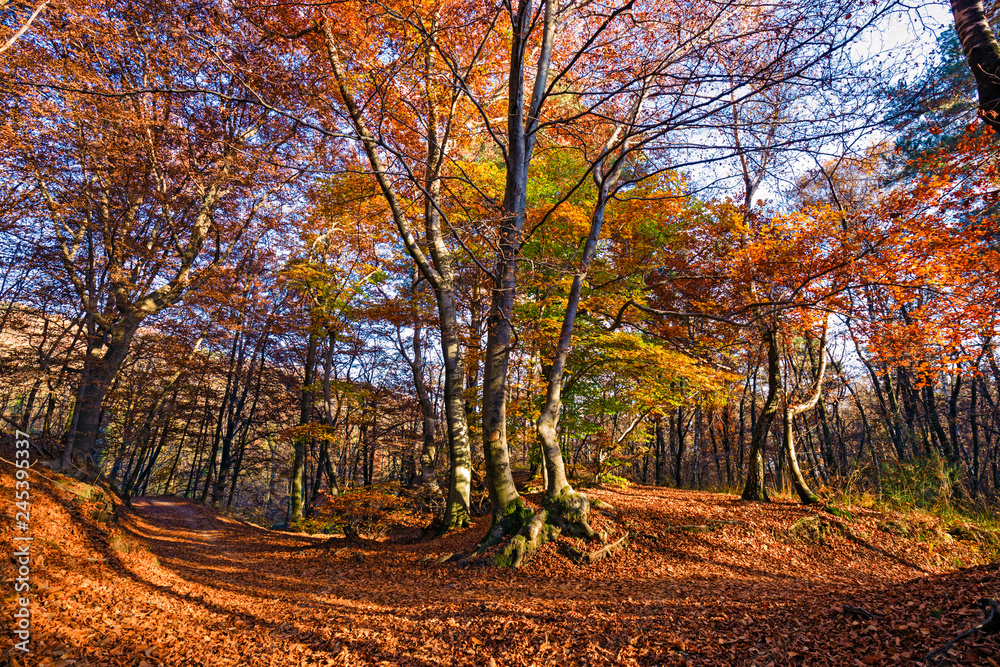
2;0;999;540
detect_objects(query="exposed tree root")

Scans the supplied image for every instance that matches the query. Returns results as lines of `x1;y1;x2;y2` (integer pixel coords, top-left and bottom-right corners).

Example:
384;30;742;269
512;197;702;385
494;509;562;569
467;497;533;561
589;498;617;514
545;488;606;542
925;598;1000;664
481;488;626;569
565;532;630;565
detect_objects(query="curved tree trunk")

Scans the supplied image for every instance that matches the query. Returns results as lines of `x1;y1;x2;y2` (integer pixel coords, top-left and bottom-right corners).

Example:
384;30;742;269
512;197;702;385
322;23;471;531
951;0;1000;129
783;320;829;505
536;184;615;496
783;411;818;504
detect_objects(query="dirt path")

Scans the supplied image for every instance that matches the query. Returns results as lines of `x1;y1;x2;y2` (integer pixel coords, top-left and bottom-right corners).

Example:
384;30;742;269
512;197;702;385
7;471;1000;666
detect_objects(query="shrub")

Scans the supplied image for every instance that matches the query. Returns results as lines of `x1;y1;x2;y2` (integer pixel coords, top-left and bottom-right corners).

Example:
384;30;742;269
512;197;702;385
594;472;631;488
299;484;415;539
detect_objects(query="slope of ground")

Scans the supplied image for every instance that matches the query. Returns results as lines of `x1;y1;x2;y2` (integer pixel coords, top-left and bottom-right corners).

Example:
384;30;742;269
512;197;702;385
2;459;999;666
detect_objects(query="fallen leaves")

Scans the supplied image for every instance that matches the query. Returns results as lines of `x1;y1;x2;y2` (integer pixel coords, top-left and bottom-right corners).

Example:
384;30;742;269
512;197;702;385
2;465;999;665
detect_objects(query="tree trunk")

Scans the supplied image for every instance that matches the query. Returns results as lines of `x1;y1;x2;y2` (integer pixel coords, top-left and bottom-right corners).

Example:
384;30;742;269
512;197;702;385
742;325;781;502
291;330;317;524
536;190;614;496
782;322;828;504
321;22;471;530
71;332;136;472
437;288;472;530
655;417;666;485
402;305;440;493
479;0;561;537
972;374;982;496
783;413;819;504
184;395;211;498
951;0;1000;129
481;235;524;518
674;406;686;488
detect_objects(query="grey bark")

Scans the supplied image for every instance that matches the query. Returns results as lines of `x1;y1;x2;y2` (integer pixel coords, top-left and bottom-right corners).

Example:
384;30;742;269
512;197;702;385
782;320;828;505
951;0;1000;129
742;325;781;502
321;21;471;530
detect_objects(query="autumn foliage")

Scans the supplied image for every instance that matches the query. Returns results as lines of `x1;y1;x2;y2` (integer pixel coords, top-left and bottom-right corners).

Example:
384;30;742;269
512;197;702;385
3;0;1000;663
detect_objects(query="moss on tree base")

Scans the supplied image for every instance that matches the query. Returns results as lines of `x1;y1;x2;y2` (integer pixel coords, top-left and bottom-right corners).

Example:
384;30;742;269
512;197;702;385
485;489;623;569
437;508;471;537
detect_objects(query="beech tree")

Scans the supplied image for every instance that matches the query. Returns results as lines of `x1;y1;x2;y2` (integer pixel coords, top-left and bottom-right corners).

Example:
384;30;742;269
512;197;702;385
0;0;304;473
229;0;907;551
951;0;1000;129
245;6;481;531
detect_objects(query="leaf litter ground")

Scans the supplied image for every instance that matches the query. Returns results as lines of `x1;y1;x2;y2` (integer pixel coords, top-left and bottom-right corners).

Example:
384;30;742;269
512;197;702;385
2;461;999;666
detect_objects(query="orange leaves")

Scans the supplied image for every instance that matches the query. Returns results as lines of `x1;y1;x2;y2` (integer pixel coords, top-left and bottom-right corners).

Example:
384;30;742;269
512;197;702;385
16;459;1000;667
302;483;417;537
656;196;860;326
855;125;1000;373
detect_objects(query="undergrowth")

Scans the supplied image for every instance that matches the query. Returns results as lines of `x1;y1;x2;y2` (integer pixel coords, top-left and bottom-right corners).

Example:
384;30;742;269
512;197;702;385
829;455;1000;532
295;483;424;539
677;455;1000;559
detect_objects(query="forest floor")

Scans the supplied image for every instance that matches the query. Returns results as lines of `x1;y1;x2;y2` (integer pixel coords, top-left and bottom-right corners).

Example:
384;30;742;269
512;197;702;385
3;459;1000;666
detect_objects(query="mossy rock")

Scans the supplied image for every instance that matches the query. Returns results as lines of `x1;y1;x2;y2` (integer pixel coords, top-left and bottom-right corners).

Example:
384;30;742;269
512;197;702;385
822;504;853;520
109;535;132;554
786;515;834;544
877;520;911;537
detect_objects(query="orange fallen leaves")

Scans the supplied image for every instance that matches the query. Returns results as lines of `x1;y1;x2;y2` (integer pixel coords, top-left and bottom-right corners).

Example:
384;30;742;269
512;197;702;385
2;460;998;666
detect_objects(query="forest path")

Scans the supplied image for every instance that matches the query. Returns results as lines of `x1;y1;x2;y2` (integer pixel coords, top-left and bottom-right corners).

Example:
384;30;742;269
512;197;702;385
11;471;1000;666
132;496;226;543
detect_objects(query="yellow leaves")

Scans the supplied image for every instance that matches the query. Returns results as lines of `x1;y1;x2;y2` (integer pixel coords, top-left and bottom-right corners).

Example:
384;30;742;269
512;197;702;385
586;330;733;409
283;423;342;444
559;203;595;236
